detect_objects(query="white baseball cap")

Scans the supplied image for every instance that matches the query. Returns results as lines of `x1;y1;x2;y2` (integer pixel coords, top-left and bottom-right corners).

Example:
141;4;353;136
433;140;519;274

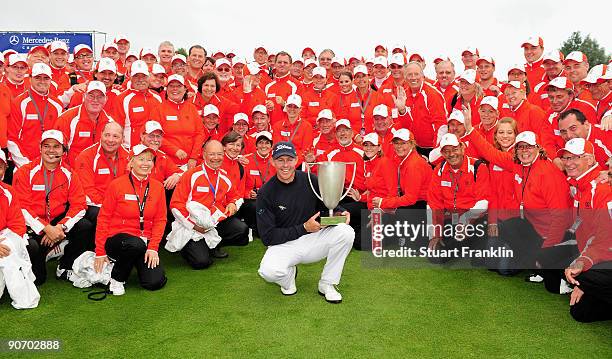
167;74;185;85
233;112;249;124
521;36;543;48
515;131;538;146
564;51;587;64
582;64;607;84
114;35;129;43
232;57;246;66
285;94;302;108
546;76;573;90
252;104;267;115
353;64;368;76
389;53;405;66
215;58;231;69
255;131;273;142
373;56;388;68
140;47;157;59
461;46;480;56
126;50;139;60
507;64;526;73
439;133;460;148
362;133;379;145
448;109;465;124
8;54;27;66
131;144;156;157
557;138;595;157
543;50;563;63
31;63;52;77
40;129;64;145
171;54;187;64
102;42;118;52
304;58;318;68
335;119;352;129
97;57;117;73
0;149;6;164
331;57;343;66
74;44;93;56
392;128;413;141
144;120;164;134
151;63;166;75
246;62;263;75
459;69;477;84
50;41;68;53
312;66;327;78
203;104;220;117
130;60;149;77
476;56;495;66
480;96;499;110
373;104;389;117
317;109;333;121
86;81;106;95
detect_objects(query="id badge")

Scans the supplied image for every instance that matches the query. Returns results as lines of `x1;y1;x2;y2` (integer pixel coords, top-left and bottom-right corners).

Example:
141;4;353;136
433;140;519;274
451;212;459;225
568;217;583;234
360;127;366;137
520;202;524;219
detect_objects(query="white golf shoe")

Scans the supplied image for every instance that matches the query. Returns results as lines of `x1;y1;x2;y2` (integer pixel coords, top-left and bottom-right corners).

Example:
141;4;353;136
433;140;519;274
318;282;342;304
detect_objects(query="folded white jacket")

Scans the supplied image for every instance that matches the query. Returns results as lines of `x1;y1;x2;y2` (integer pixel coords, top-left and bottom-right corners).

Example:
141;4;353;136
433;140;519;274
165;201;223;252
0;229;40;309
70;251;114;288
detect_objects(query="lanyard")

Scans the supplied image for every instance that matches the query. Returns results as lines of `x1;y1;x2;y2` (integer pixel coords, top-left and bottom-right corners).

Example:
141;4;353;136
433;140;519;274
397;153;410;197
253;154;270;187
201;165;220;205
105;155;118;177
128;174;150;233
43;169;55;221
519;165;533;219
282;120;302;142
358;90;372;131
449;170;463;211
28;90;49;132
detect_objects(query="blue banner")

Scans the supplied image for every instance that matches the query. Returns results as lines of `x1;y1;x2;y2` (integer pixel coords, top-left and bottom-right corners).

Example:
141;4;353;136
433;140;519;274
0;32;93;53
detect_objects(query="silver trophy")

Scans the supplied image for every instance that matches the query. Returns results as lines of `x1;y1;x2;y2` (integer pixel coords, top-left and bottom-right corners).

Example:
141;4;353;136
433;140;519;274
306;161;356;226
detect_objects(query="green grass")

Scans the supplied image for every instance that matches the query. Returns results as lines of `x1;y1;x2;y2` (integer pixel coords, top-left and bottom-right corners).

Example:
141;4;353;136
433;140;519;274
1;241;611;358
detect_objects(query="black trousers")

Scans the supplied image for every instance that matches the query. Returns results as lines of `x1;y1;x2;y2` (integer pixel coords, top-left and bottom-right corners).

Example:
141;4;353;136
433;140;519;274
237;199;258;236
26;216;94;285
428;217;486;265
570;262;612;322
342;200;368;250
105;233;167;290
498;217;544;269
180;216;249;269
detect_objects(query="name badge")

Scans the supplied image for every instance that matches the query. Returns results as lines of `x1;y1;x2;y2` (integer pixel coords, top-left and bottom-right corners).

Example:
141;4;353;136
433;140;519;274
554;129;560;135
316;149;325;156
166;115;178;121
574;200;579;208
441;181;451;187
514;174;523;184
383;89;392;93
132;106;144;113
249;170;260;175
267;93;275;98
124;194;137;201
391;108;399;118
309;101;319;107
98;168;111;175
26;114;38;120
350;102;360;108
280;131;291;137
493;165;503;172
540;94;548;99
32;184;45;191
79;131;91;137
196;186;209;193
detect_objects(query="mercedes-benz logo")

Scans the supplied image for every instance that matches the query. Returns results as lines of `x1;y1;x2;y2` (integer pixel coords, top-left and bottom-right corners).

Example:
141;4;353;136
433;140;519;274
9;35;19;45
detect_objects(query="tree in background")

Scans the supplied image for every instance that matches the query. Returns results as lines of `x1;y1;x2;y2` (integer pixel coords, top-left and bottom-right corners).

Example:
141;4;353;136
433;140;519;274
176;48;188;57
560;31;610;66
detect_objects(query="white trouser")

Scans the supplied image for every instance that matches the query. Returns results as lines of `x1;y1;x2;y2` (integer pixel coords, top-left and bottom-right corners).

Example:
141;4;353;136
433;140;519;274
258;224;354;289
0;229;40;309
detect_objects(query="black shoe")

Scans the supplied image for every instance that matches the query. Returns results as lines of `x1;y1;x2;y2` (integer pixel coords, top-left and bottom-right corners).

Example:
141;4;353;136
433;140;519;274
211;247;228;259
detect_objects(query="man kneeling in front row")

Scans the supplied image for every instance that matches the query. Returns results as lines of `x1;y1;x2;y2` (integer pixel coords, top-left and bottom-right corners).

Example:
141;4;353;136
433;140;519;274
256;142;354;303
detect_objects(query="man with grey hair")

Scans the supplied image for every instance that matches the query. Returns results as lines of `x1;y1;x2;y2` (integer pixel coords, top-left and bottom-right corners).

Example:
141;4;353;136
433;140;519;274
158;41;175;73
434;60;458;110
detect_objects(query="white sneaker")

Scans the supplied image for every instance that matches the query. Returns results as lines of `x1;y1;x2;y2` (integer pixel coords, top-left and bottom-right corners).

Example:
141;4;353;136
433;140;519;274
525;273;544;283
46;240;67;262
280;266;297;296
55;266;74;281
318;282;342;303
109;279;125;296
559;279;573;295
248;228;254;243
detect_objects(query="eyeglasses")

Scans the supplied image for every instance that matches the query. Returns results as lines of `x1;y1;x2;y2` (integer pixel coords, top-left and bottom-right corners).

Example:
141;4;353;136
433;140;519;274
516;144;536;151
560;154;586;162
11;65;28;71
87;94;106;101
146;133;163;140
319;57;332;61
76;53;93;59
441;146;462;156
217;68;231;72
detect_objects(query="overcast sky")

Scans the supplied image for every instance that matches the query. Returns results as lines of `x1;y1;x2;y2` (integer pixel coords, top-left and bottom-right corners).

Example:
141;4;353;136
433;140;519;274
2;0;610;78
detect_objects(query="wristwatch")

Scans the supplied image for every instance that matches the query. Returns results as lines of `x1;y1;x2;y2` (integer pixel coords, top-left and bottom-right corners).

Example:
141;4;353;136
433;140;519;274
61;224;68;232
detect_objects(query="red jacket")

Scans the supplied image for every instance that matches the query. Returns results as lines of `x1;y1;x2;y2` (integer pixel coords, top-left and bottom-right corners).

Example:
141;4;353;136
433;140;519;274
379;150;432;209
73;144;130;207
500;100;556;155
400;82;447;148
1;78;29;98
586;124;612;168
324;142;366;192
0;183;26;237
311;133;338;159
95;173;167;256
221;154;246;203
170;163;242;229
272;117;314;163
150;149;181;183
8;89;63;167
364;155;396;208
113;88;162;148
434;80;459;113
595;90;612;124
333;88;393;134
525;59;545;91
54;105;114;167
49;65;71;97
301;87;338;126
13;160;87;235
153;98;204;166
69;87;120;116
453;96;482;126
428;155;491;230
0;82;11;147
544;99;598;159
568;164;612;271
264;73;301;125
242;152;276;197
192;93;241;135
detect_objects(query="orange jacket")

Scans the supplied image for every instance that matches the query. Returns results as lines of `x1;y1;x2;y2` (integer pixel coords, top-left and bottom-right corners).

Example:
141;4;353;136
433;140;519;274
332;88;391;134
73;144;130;207
524;59;545;90
324;142;366;192
544;99;598;159
264;73;302;125
428;155;491;229
221;154;246;201
500;100;556;155
400;82;447;148
113;88;162;148
242;152;276;197
379;150;432;209
69;87;120;116
0;183;26;237
49;65;71;97
272;117;314;162
2;78;29;98
364;155;395;208
595;90;612;123
149;149;180;183
170;163;242;229
434;80;459;113
586;124;612;168
311;133;338;159
0;82;10;147
95;173;167;256
568;164;612;271
54;105;114;167
8;89;63;167
153;98;204;166
191;93;241;135
301;87;338;126
13;160;87;235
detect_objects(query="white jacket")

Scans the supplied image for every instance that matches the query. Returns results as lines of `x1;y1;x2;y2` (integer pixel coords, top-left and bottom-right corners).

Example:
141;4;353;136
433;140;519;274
166;201;223;252
0;229;40;309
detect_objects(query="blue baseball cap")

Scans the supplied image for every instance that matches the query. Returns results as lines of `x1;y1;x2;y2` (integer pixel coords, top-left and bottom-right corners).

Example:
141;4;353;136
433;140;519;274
272;141;297;159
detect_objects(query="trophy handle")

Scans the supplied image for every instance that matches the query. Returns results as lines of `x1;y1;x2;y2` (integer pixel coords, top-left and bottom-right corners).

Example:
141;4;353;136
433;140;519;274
338;162;357;202
305;162;325;203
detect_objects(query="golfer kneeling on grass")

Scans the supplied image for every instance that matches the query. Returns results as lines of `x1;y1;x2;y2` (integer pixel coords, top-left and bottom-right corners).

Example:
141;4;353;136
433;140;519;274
256;142;354;303
93;145;168;296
